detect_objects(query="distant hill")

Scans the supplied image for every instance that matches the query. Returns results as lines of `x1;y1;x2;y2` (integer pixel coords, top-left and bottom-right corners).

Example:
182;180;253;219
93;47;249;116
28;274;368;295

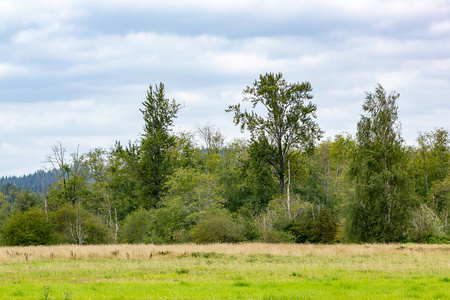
0;169;60;194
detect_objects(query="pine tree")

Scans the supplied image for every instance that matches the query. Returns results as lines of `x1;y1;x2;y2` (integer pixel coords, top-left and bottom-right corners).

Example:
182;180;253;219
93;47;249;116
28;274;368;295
136;83;180;208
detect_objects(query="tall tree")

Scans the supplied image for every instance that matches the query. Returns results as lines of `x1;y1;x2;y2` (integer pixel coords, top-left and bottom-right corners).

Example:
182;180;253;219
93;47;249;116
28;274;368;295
45;142;89;207
226;72;322;195
135;83;181;208
349;84;416;242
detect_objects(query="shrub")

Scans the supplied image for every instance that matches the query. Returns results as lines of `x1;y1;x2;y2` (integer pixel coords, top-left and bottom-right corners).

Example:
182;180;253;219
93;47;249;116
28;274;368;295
190;209;245;243
408;204;444;243
0;208;55;246
50;203;110;245
285;208;338;244
260;228;294;243
284;213;317;243
119;208;154;244
315;208;338;243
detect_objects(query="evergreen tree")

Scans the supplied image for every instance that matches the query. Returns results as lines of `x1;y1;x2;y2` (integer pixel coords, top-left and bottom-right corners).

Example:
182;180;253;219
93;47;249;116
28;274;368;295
135;83;181;208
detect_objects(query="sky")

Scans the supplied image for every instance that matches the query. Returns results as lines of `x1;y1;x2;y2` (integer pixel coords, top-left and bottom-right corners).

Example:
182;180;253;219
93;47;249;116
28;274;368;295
1;0;449;177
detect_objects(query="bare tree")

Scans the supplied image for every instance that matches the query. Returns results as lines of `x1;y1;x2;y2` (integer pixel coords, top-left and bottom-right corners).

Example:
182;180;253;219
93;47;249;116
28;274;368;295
196;123;225;158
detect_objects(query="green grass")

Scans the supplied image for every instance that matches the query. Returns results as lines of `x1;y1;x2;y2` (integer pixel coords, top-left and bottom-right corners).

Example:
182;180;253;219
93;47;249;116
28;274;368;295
0;245;449;299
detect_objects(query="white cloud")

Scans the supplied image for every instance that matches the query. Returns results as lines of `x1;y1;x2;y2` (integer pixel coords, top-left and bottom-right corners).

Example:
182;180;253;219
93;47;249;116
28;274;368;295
0;63;29;79
430;20;450;35
376;71;419;90
0;0;449;176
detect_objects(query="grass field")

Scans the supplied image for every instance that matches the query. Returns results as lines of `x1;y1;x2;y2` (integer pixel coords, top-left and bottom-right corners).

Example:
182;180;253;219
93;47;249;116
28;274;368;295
0;243;449;299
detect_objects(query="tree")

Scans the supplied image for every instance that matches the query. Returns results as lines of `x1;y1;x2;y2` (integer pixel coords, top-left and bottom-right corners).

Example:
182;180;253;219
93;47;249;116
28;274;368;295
349;84;416;242
152;168;226;243
196;123;225;159
133;83;181;208
50;203;110;245
414;128;449;198
227;72;322;195
0;208;55;246
13;189;41;212
431;175;450;230
45;142;88;207
0;191;13;224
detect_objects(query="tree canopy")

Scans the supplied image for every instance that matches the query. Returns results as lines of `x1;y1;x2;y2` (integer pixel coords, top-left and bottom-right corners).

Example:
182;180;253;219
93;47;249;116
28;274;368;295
226;72;323;195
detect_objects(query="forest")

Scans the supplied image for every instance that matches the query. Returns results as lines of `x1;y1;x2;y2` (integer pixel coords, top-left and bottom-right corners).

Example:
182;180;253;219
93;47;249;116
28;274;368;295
0;73;449;246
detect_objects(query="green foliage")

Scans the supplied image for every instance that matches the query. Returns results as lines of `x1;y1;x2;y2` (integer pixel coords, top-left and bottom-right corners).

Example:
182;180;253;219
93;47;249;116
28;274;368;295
151;168;227;243
285;208;338;244
431;175;450;233
13;189;41;212
134;83;181;208
315;208;338;243
284;214;316;243
45;143;90;207
414;128;450;198
227;72;322;195
50;203;110;245
190;209;245;243
0;208;55;246
0;191;13;224
4;79;448;245
408;204;444;242
349;84;417;243
119;208;156;244
256;195;321;243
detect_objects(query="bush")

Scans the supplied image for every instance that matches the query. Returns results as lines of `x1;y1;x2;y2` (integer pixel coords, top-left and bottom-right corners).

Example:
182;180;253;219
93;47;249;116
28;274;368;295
315;208;338;243
285;208;338;244
0;208;55;246
260;228;294;243
190;209;245;243
408;204;445;243
119;208;154;244
50;203;111;245
284;213;317;243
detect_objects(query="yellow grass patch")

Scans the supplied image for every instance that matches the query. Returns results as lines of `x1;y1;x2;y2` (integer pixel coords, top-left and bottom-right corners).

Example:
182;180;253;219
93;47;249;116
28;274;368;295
1;243;449;263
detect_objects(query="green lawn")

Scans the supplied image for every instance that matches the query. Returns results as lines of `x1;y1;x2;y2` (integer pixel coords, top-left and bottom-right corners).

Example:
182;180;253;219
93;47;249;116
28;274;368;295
0;245;449;299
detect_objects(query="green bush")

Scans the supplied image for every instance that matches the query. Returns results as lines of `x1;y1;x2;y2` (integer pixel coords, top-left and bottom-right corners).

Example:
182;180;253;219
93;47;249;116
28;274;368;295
190;209;245;243
0;208;55;246
408;204;445;243
285;208;338;244
119;208;154;244
260;228;294;243
50;203;111;245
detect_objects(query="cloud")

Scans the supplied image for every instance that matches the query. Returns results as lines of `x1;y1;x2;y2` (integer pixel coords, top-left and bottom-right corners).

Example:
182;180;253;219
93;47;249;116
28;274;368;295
0;0;449;176
430;20;450;35
0;63;29;79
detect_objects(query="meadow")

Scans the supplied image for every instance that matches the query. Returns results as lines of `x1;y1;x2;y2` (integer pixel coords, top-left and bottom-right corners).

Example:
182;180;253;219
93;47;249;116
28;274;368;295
0;243;449;299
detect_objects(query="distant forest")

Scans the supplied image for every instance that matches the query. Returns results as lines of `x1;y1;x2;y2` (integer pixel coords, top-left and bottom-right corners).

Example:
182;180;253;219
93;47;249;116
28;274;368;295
0;73;448;246
0;169;59;194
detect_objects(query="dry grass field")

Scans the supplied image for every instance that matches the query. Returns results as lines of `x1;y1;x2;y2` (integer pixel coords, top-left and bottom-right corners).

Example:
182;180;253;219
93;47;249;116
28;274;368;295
0;243;449;299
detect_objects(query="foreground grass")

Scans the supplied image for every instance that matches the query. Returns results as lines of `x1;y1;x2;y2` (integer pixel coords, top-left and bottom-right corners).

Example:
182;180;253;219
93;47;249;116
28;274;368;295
0;244;449;299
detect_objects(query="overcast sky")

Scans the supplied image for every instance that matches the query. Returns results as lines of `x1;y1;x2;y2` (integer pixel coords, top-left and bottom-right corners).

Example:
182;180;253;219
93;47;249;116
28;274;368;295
1;0;449;176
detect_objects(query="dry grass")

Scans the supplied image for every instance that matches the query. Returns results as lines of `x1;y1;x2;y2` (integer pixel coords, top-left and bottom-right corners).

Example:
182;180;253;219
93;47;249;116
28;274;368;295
1;243;449;263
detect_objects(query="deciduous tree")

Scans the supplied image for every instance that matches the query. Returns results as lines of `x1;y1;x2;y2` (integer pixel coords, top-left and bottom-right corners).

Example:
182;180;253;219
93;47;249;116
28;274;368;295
349;84;416;242
227;72;322;195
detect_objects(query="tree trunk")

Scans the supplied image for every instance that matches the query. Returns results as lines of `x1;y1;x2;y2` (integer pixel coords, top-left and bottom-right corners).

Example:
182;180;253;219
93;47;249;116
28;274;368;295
287;160;291;220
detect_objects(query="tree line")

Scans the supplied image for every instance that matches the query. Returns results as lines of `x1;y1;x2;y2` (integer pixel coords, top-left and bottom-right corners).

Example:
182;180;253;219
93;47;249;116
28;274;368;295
0;73;449;246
